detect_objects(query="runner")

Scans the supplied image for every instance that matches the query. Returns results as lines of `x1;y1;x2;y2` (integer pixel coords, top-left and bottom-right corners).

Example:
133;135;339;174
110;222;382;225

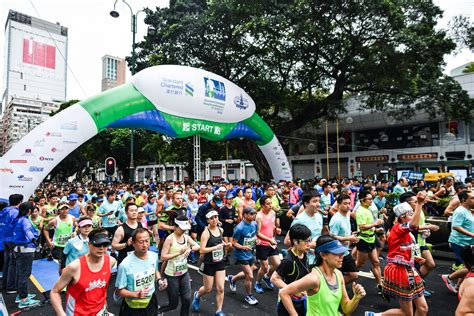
280;235;366;316
271;224;311;316
456;245;474;316
67;194;83;219
112;203;143;266
254;195;281;294
284;190;323;267
158;214;200;315
195;195;222;238
62;217;93;268
50;229;117;316
86;205;101;229
329;194;359;283
227;207;259;305
116;227;166;316
219;192;238;262
44;203;77;273
144;194;158;228
98;191;121;237
365;192;429;316
13;202;41;308
355;190;384;296
192;210;228;315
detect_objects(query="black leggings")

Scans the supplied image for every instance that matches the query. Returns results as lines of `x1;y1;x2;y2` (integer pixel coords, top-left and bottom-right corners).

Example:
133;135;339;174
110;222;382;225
158;272;191;316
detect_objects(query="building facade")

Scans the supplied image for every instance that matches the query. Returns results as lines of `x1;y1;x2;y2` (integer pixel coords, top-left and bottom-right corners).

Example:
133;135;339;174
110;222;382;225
287;64;474;182
101;55;126;91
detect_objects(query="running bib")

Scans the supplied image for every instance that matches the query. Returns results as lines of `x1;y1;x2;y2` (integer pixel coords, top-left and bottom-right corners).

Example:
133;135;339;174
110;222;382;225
243;236;256;248
174;258;188;276
107;214;117;225
73;240;85;251
212;248;224;262
134;268;155;291
96;305;114;316
56;233;72;247
148;213;157;221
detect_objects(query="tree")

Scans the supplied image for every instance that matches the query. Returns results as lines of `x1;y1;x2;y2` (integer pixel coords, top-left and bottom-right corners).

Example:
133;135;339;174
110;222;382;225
130;0;472;180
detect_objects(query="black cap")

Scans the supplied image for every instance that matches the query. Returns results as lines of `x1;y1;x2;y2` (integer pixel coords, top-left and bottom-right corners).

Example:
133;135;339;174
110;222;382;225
90;233;110;246
165;186;174;191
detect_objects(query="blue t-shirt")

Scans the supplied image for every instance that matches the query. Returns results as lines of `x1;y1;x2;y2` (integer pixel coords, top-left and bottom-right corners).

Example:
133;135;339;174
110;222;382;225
373;196;386;211
98;201;120;228
329;212;351;256
68;202;81;218
63;235;89;266
291;210;323;265
145;202;158;222
233;220;257;261
448;205;474;247
116;252;158;308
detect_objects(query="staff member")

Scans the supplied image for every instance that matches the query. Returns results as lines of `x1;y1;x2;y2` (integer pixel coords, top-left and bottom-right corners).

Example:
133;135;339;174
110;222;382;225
13;202;41;309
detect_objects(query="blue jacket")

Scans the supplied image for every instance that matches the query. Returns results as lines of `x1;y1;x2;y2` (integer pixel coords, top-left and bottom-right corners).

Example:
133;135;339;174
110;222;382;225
195;202;215;231
13;216;38;248
1;206;19;243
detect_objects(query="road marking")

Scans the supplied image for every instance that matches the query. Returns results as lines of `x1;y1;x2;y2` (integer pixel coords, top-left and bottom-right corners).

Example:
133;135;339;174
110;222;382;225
357;271;375;279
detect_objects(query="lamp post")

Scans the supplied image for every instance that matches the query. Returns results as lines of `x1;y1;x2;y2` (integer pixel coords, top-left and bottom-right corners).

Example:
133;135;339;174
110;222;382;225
110;0;156;182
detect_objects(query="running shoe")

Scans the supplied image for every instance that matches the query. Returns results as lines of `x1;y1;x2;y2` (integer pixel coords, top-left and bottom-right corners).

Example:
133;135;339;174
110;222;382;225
15;294;36;303
227;275;236;292
262;276;274;290
376;284;390;303
192;291;200;312
215;311;225;316
18;297;41;309
365;312;376;316
441;274;458;293
254;282;264;294
245;294;258;305
423;289;431;297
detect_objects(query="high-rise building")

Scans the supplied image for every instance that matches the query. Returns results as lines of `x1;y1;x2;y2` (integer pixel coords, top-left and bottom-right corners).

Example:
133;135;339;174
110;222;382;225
1;10;67;152
101;55;126;91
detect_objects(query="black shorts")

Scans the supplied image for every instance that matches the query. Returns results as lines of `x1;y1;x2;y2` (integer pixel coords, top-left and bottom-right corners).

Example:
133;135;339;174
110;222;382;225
147;220;158;227
222;224;234;238
356;239;376;254
119;291;159;316
340;254;358;273
52;246;64;261
200;261;226;276
256;245;279;260
190;224;198;234
375;237;382;249
235;258;254;266
277;298;306;316
419;245;429;252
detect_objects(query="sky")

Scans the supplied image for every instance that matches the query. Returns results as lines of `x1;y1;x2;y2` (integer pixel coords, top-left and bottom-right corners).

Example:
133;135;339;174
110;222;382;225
0;0;473;101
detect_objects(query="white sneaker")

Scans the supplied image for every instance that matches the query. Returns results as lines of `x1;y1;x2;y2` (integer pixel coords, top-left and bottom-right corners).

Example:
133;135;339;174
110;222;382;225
245;295;258;305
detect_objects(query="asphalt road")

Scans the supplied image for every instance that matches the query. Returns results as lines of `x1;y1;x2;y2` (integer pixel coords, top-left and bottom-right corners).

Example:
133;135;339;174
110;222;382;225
2;253;460;316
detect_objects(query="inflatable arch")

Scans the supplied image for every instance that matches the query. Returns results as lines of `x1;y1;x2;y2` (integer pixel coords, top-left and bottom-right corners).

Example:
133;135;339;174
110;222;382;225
0;65;292;201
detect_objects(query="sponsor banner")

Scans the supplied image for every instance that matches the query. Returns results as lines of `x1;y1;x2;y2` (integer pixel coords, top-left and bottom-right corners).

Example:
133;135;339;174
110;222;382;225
10;160;27;163
397;153;438;160
401;171;424;181
355;155;389;162
132;65;256;124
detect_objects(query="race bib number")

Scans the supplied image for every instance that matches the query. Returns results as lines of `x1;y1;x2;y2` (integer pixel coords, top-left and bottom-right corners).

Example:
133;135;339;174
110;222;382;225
107;214;116;225
134;268;155;292
243;236;256;248
96;305;114;316
174;258;188;276
148;213;157;221
73;240;85;251
57;233;72;246
212;248;224;262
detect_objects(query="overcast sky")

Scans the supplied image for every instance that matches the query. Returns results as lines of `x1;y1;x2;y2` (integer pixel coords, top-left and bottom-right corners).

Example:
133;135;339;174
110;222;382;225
1;0;473;102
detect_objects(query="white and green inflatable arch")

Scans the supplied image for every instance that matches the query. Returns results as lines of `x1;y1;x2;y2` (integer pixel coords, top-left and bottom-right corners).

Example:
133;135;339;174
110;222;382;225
0;65;292;201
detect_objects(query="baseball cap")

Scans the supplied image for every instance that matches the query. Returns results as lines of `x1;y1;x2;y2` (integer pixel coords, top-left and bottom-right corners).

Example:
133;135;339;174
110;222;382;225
206;210;219;218
165;186;174;191
212;195;223;207
90;233;110;247
97;197;104;202
69;193;78;200
393;202;413;217
218;186;227;192
200;185;207;189
316;240;347;255
174;218;191;231
134;190;141;195
242;207;256;215
226;192;235;199
137;207;146;213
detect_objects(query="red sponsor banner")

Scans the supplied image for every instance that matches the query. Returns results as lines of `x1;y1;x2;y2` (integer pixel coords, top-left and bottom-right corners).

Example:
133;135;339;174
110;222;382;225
397;153;438;161
23;38;56;69
355;155;389;162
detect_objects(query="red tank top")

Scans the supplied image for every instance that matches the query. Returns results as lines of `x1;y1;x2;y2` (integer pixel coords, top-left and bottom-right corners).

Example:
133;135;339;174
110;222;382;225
257;212;275;247
66;254;111;315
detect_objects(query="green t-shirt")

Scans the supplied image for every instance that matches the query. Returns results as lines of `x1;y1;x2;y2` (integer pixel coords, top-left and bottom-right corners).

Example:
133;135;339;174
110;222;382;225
356;206;375;243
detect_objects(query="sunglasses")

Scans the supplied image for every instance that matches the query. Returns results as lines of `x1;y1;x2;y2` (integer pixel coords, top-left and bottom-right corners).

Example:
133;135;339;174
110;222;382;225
92;243;110;248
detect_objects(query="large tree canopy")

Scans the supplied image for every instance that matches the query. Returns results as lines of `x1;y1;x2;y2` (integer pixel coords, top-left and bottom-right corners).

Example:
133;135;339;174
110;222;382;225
127;0;472;179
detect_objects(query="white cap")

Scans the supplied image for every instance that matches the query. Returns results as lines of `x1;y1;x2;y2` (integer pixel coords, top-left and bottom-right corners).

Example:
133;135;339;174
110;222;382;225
206;210;219;219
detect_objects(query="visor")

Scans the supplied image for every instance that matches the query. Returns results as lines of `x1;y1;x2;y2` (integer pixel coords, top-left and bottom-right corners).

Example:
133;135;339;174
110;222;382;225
90;234;110;246
206;210;219;219
393;202;413;217
316;240;347;255
175;219;191;231
78;219;93;227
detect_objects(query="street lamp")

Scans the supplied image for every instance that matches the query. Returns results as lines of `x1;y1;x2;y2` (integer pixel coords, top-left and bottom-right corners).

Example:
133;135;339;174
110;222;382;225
110;0;155;182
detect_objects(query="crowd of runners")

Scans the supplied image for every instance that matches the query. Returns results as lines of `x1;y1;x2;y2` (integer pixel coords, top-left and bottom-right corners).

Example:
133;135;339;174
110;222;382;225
0;176;473;315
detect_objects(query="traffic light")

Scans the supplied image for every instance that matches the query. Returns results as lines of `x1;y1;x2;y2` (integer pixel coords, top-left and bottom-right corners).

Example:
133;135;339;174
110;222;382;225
105;157;116;177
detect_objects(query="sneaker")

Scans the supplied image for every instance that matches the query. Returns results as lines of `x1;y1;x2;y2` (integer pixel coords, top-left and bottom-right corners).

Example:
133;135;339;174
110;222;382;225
227;275;236;292
15;294;36;303
254;282;264;294
423;289;431;297
245;294;258;305
376;284;390;303
262;276;274;290
365;312;376;316
215;311;225;316
441;274;458;293
18;298;41;309
192;291;200;312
